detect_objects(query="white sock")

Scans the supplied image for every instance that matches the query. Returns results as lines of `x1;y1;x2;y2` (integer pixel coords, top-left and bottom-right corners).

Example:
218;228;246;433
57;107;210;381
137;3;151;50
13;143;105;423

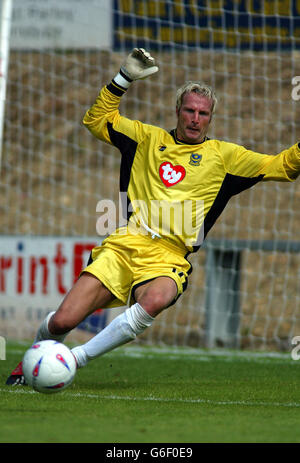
72;303;154;368
125;302;154;334
34;311;68;343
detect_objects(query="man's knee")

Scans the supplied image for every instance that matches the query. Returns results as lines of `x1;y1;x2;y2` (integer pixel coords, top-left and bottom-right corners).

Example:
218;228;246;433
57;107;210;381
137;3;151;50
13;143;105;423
141;292;166;313
135;278;178;316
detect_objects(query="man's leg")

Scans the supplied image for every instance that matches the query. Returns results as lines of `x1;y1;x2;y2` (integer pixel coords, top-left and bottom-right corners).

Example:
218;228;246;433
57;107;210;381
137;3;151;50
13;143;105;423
6;273;114;385
71;277;177;367
133;276;177;317
49;273;114;334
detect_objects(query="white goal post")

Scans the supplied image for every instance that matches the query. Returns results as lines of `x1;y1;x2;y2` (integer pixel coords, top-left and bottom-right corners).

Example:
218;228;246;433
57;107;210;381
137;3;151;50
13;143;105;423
0;0;300;351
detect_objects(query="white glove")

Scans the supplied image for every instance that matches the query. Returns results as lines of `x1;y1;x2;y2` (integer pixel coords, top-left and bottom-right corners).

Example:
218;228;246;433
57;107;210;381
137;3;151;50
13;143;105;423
120;48;159;81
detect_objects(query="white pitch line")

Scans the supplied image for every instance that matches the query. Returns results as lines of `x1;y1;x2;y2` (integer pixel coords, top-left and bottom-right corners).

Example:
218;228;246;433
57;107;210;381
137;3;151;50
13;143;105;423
1;387;300;409
6;344;295;364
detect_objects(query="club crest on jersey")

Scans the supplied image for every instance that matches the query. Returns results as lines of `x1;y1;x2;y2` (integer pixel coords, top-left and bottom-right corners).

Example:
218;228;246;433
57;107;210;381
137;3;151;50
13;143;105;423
159;161;186;187
189;153;202;166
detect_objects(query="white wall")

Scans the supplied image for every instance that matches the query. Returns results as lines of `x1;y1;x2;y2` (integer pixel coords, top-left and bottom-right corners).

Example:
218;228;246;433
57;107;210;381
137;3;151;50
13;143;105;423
10;0;112;49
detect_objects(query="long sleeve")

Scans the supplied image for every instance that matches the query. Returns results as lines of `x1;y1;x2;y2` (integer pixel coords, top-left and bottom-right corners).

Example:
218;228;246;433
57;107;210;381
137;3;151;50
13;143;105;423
83;84;153;147
221;141;300;182
83;85;122;144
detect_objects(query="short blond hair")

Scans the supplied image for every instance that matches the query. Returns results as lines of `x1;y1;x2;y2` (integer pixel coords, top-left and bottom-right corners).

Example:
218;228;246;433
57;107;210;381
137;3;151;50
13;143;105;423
176;81;217;114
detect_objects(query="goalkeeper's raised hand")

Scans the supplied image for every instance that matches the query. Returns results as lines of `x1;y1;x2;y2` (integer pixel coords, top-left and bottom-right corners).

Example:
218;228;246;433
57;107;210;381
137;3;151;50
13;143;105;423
113;48;158;91
121;48;159;81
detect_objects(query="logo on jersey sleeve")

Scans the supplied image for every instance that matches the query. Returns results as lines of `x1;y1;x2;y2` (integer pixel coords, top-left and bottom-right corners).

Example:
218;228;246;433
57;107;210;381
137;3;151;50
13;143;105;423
159;161;186;187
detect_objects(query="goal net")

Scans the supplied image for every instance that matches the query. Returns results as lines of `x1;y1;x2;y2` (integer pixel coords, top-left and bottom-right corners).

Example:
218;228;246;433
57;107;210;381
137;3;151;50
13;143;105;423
1;0;300;351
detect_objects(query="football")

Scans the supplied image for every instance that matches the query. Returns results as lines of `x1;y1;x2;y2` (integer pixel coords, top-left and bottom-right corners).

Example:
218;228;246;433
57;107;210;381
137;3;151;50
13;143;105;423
22;340;76;394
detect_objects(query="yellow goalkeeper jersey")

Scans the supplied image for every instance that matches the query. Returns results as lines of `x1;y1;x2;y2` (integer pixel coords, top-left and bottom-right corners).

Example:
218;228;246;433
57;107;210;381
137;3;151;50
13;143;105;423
83;81;300;254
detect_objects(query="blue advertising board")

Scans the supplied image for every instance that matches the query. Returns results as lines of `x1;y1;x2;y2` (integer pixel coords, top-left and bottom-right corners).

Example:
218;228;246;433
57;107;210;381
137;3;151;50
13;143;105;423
113;0;300;51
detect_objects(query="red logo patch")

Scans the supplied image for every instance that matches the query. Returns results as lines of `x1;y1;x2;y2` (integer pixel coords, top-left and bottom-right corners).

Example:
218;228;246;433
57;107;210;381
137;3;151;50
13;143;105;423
159;162;186;187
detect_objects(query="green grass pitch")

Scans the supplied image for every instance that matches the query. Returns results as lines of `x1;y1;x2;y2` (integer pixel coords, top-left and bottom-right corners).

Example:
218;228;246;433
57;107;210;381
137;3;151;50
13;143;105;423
1;341;300;444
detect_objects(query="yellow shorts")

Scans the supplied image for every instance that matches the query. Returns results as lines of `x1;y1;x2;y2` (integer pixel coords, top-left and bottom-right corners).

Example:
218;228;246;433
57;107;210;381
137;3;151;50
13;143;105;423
83;230;192;308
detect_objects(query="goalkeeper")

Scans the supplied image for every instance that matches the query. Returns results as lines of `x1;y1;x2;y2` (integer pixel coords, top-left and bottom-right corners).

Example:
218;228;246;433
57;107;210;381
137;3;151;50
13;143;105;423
6;48;300;384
